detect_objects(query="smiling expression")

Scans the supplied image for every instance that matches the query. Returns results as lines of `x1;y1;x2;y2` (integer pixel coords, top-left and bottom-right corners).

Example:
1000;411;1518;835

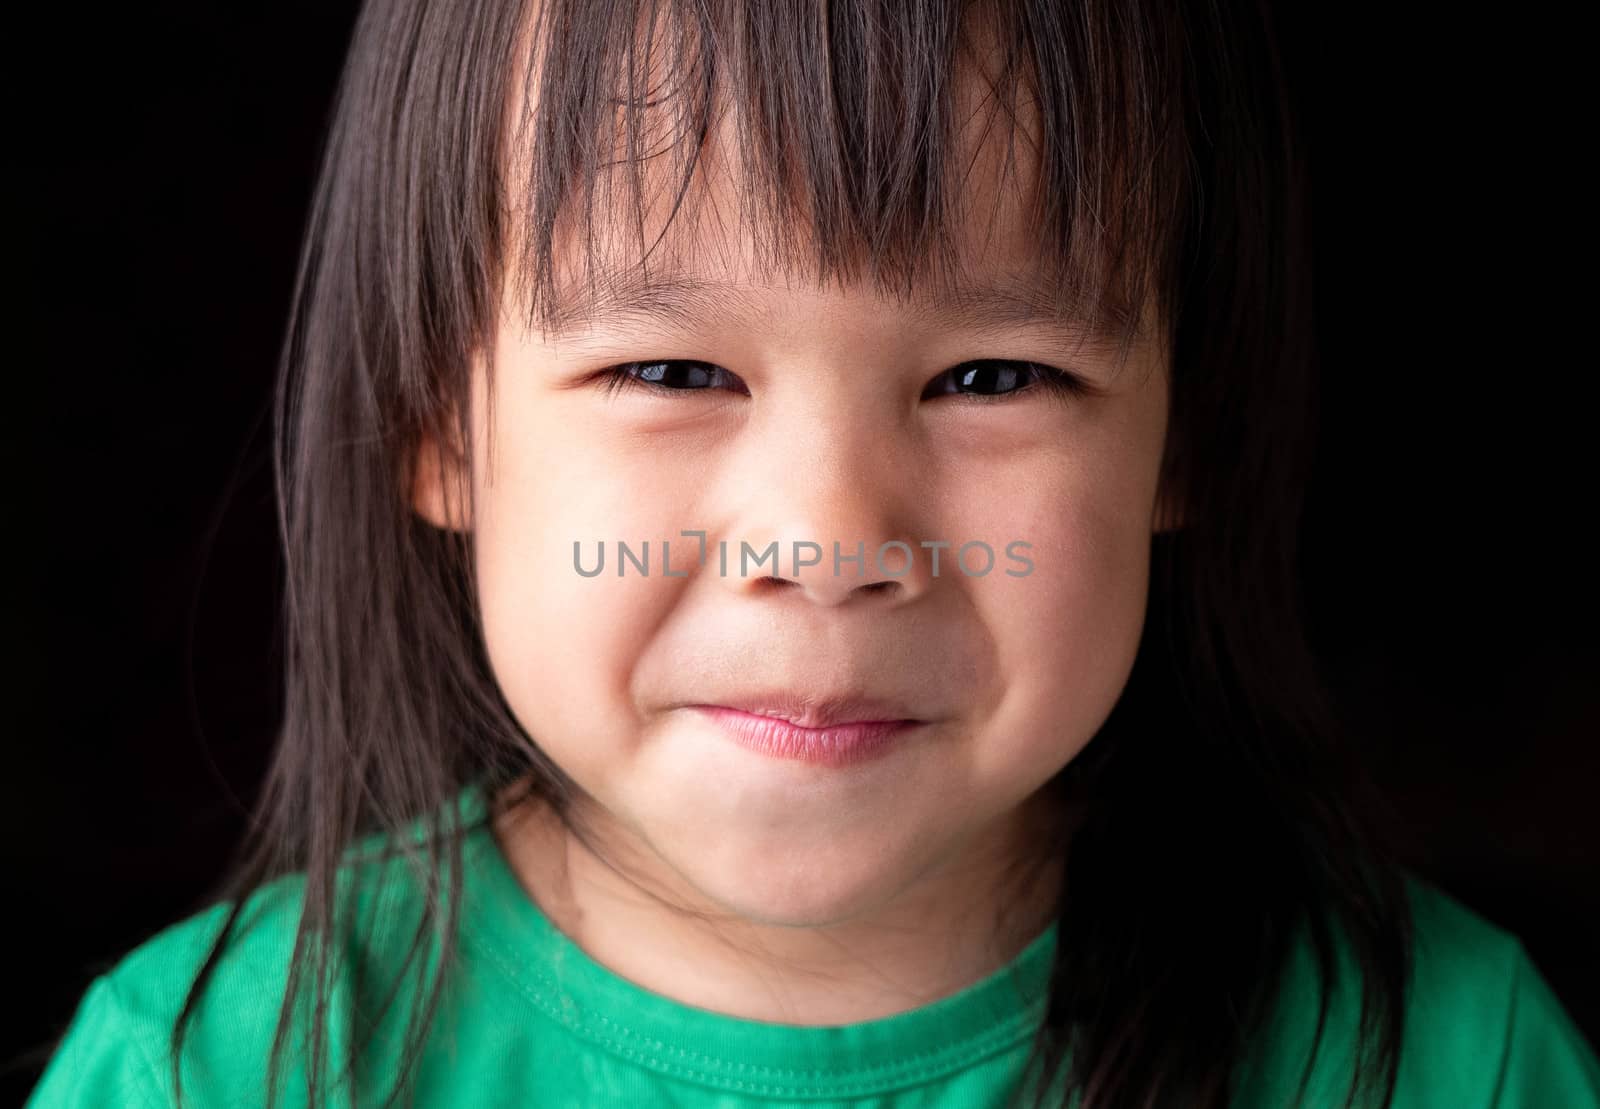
412;23;1176;933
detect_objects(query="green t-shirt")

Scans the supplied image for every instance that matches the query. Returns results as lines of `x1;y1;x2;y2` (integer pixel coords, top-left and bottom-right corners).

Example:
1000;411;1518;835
28;782;1600;1107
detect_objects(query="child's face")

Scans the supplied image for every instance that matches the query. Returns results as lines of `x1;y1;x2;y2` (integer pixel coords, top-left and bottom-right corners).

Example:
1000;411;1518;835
419;81;1173;932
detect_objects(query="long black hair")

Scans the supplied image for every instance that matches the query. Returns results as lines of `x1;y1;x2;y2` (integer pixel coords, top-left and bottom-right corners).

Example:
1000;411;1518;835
163;1;1416;1106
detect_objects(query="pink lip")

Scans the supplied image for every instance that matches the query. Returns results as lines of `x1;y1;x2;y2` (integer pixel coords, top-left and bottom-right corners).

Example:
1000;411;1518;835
694;691;921;730
693;706;916;768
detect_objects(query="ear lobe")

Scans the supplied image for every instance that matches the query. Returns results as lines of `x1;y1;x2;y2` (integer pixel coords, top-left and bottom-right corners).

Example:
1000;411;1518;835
411;429;473;532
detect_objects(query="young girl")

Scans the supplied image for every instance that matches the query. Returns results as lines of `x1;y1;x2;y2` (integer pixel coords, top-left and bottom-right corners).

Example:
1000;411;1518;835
28;0;1599;1106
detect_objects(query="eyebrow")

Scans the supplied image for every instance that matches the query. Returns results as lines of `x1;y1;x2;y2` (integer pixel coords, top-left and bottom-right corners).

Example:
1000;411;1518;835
535;266;1140;351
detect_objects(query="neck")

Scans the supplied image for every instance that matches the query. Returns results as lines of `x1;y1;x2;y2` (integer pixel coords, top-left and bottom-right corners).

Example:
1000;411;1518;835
490;777;1070;1025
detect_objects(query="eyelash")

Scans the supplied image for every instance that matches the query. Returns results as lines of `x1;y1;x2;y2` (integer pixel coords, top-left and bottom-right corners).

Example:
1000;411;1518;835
593;359;1092;405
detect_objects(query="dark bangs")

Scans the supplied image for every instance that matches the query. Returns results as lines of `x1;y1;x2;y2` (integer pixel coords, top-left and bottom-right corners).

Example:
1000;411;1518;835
498;0;1189;356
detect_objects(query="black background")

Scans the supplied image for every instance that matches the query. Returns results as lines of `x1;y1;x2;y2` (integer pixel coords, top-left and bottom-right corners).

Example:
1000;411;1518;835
12;4;1596;1101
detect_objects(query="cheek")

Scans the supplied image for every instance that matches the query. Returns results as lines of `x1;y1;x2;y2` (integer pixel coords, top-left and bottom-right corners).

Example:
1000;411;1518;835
471;397;687;782
951;460;1155;781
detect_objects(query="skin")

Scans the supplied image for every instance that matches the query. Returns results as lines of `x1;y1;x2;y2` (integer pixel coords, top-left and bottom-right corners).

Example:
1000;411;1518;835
411;22;1177;1026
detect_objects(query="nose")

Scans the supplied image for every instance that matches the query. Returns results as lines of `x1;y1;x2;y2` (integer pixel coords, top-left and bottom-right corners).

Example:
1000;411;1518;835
718;413;934;608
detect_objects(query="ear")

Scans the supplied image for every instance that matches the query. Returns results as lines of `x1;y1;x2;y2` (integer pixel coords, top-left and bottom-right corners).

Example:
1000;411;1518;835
411;425;473;532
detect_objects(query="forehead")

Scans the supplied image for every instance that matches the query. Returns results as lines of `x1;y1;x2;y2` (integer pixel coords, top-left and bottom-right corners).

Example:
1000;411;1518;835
498;2;1145;347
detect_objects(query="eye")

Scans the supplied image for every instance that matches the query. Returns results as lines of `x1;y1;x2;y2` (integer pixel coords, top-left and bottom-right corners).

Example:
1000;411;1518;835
923;360;1089;403
595;360;749;398
592;357;1090;403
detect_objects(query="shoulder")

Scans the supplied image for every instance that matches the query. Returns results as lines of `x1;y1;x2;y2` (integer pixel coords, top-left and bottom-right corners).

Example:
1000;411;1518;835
1403;872;1524;1022
28;819;455;1109
1238;872;1599;1108
1396;875;1530;1097
1401;875;1600;1108
28;869;312;1108
1235;872;1599;1108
